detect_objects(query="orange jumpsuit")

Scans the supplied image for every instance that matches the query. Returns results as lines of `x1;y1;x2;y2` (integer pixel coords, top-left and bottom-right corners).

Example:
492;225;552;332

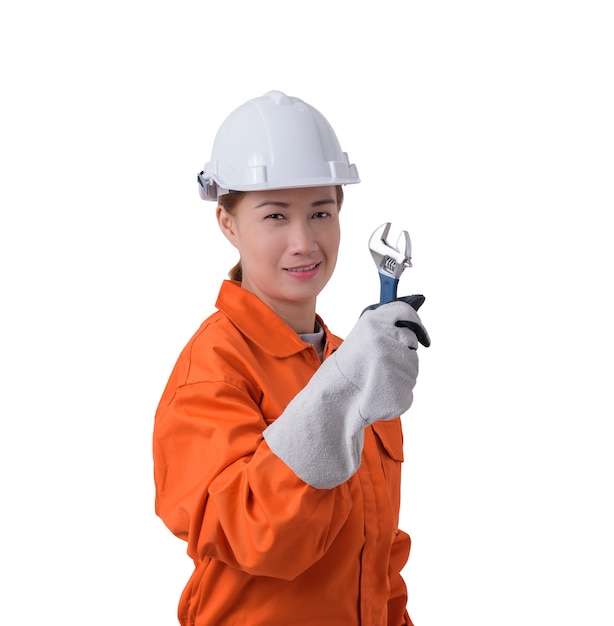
153;280;414;625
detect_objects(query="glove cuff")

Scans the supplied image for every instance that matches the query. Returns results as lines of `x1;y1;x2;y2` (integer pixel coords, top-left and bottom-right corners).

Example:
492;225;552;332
264;356;365;489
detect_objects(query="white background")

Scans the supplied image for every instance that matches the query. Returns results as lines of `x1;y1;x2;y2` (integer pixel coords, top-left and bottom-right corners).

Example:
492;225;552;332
1;1;613;624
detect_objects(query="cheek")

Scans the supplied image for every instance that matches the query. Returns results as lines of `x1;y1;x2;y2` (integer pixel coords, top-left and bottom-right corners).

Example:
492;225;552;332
240;232;282;267
325;225;341;256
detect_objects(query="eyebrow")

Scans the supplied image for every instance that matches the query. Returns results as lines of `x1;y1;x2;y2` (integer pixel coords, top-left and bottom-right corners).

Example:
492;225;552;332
254;198;337;209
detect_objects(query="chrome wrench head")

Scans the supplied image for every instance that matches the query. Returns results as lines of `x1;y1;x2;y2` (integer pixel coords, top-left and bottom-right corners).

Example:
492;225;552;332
369;222;412;280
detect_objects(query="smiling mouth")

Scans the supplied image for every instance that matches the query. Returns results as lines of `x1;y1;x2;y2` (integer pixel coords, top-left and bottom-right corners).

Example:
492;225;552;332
285;263;320;273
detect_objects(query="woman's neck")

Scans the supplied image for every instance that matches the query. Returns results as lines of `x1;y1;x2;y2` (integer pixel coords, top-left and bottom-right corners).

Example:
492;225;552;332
238;279;318;334
274;301;317;334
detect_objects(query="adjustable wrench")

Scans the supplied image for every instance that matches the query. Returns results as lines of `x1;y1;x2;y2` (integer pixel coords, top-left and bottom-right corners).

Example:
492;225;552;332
369;223;412;304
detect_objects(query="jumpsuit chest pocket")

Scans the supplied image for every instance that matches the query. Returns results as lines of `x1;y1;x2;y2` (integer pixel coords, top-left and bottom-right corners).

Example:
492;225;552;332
370;418;404;462
368;418;404;530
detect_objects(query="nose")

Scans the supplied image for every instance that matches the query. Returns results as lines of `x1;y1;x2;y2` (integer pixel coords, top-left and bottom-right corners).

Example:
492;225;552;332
287;219;318;255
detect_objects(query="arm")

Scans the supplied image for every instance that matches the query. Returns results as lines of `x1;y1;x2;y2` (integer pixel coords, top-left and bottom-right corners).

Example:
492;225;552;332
264;299;429;489
153;377;352;581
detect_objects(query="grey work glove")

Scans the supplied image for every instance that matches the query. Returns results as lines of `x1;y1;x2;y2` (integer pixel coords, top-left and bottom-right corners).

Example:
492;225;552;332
263;299;429;489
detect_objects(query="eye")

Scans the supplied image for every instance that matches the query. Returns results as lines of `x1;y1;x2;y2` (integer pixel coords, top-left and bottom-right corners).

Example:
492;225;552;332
313;211;331;219
265;213;285;220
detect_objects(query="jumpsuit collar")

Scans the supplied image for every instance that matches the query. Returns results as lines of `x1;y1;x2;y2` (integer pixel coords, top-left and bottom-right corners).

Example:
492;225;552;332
215;280;341;359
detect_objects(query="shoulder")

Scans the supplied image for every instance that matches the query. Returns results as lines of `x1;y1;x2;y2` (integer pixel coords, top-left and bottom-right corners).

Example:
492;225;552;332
172;310;257;387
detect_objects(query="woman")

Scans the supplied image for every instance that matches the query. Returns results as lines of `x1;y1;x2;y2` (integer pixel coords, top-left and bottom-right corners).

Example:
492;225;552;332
153;90;429;625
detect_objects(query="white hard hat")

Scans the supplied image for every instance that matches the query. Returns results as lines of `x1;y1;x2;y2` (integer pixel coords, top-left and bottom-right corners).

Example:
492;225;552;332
197;90;360;201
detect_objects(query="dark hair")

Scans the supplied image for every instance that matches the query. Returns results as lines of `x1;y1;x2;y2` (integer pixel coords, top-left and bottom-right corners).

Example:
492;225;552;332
219;186;344;282
218;192;246;281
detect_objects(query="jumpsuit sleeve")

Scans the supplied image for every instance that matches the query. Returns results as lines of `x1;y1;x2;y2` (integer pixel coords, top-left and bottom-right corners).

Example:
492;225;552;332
153;376;353;581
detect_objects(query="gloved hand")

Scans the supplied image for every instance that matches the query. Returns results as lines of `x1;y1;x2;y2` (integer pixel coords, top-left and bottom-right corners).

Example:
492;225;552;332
334;297;429;423
264;299;430;488
362;295;431;348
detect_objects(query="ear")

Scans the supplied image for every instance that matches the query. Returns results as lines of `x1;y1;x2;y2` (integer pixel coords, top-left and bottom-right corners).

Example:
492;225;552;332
216;206;239;249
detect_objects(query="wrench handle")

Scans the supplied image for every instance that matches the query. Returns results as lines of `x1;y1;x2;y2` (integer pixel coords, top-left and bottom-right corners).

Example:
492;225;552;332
378;273;399;304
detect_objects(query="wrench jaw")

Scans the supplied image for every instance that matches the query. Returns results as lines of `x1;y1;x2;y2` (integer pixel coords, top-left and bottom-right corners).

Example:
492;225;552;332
369;223;412;281
368;222;413;304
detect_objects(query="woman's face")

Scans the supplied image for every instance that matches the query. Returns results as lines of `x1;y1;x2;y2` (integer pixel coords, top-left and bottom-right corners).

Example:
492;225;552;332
217;186;341;319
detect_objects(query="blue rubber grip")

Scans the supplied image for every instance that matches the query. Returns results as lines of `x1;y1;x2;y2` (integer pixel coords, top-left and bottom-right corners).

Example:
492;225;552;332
379;274;399;303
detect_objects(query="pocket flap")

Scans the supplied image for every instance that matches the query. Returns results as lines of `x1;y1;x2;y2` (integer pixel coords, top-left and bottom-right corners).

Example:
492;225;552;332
371;418;404;462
